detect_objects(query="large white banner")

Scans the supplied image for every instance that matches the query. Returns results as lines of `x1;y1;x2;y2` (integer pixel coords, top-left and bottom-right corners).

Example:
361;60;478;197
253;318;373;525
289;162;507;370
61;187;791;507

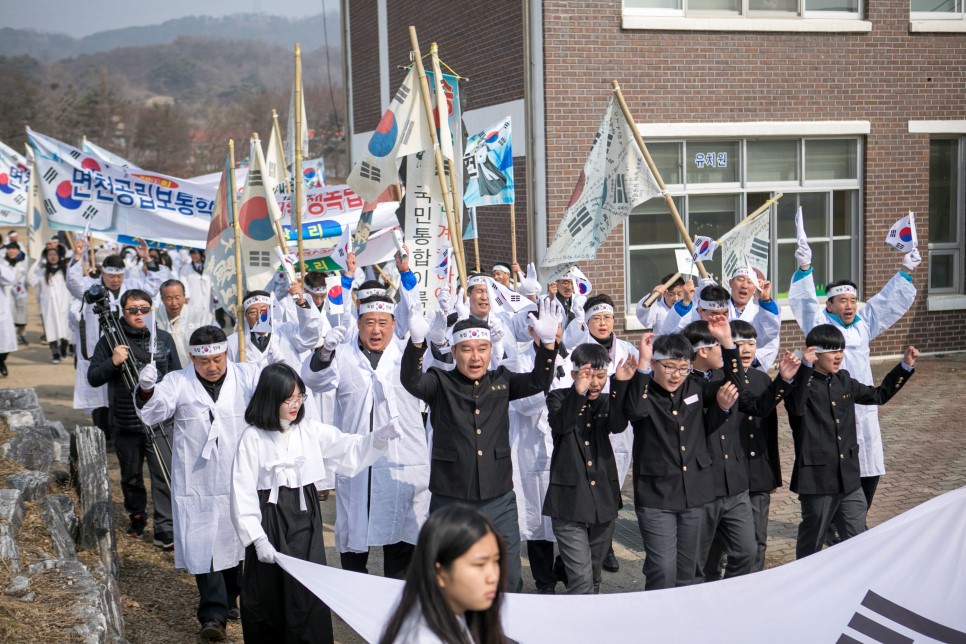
404;152;452;312
720;210;770;279
278;486;966;643
0;140;29;226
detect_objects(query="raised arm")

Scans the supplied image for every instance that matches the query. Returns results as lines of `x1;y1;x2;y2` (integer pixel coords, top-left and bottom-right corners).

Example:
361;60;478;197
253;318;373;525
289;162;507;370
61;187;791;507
400;338;440;403
852;346;917;406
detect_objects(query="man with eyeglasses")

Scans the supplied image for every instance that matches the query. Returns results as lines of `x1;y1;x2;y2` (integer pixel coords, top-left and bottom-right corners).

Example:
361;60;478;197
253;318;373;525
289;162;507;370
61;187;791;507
88;289;180;546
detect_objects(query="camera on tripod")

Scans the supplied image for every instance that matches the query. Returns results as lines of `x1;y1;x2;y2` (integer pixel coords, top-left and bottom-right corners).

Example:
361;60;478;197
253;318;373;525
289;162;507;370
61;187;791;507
83;284;112;314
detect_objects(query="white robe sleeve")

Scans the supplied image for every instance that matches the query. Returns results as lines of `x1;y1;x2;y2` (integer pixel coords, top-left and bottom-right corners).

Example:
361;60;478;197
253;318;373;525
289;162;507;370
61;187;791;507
136;371;183;425
750;303;781;347
861;271;916;341
300;347;340;393
289;301;323;352
66;260;88;300
562;318;589;349
788;269;824;335
230;429;269;546
311;420;387;477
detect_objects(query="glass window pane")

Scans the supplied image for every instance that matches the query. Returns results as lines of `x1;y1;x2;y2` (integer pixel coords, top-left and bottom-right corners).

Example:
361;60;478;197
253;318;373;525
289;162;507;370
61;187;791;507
805;0;858;10
747;192;771;216
686;141;739;184
810;242;829;294
629;248;681;304
647;142;683;186
804;139;857;181
629;196;683;246
750;0;798;10
626;0;681;8
690;0;740;10
929;139;959;244
832;190;855;236
776;193;827;239
777;241;827;296
747;140;798;183
929;253;955;290
911;0;955;10
689;194;738;241
832;239;852;282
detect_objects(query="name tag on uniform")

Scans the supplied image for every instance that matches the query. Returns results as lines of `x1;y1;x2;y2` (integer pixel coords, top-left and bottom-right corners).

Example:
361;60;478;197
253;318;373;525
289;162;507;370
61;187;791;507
683;394;699;405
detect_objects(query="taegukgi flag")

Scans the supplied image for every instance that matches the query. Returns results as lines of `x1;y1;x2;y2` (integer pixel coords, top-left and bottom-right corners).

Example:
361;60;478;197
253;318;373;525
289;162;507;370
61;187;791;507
464;116;514;208
0;139;29;226
237;138;284;292
886;212;918;252
542;95;662;268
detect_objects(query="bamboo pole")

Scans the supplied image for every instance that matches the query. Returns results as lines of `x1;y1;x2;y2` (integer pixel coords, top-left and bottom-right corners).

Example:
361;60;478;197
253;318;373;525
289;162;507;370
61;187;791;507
375;263;398;292
410;28;468;292
229;140;246;362
474;238;481;273
510;203;518;290
294;43;305;278
611;80;708;279
429;45;468;281
715;193;783;244
643;272;683;308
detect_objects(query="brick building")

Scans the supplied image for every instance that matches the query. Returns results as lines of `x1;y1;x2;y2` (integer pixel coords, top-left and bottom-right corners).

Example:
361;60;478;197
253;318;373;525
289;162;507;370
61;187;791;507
341;0;966;356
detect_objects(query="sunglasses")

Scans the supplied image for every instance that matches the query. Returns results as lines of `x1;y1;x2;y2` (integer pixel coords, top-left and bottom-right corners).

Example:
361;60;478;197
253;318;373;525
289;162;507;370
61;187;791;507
124;306;152;315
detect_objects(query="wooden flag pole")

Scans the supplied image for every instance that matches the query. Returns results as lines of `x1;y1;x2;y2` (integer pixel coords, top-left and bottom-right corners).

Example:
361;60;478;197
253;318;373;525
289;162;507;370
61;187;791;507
294;43;305;278
611;80;708;279
715;193;783;245
229;140;246;362
643;272;683;308
252;132;291;254
510;203;518;289
375;263;398;292
429;44;468;281
474;238;481;273
410;27;468;292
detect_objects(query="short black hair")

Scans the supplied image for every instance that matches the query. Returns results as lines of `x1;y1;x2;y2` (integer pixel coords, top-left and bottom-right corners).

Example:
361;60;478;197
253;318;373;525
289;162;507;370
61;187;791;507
730;319;757;341
189;248;205;259
825;279;858;299
160;279;185;294
681;320;716;349
120;289;152;307
102;255;125;271
242;289;270;302
653;333;693;362
357;279;385;292
698;284;731;307
304;270;328;290
452;317;489;336
660;273;685;289
244;363;306;431
571;343;610;370
358;295;396;317
189;325;227;346
583;294;614;313
805;324;846;352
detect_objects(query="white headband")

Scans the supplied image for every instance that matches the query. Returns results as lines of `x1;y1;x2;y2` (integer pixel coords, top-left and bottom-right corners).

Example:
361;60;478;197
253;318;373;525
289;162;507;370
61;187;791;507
467;275;489;290
814;346;844;354
730;267;760;288
826;285;857;298
586;303;614;318
492;264;511;274
697;298;729;311
189;341;228;356
651;351;677;361
452;327;491;344
691;339;719;350
357;287;385;299
358;300;395;316
101;266;125;275
734;336;757;345
304;284;327;295
243;295;272;310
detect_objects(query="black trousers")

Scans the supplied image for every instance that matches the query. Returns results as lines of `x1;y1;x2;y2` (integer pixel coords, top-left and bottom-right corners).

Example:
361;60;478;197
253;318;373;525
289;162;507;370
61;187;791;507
195;565;241;625
49;339;69;359
339;541;415;580
114;428;173;535
861;475;880;511
527;539;557;592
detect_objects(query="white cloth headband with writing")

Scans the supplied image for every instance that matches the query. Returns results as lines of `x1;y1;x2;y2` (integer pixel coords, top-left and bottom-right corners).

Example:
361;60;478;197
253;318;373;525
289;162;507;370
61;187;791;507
358;301;395;316
189;341;228;356
826;285;857;298
586;303;614;318
243;295;272;310
452;327;491;344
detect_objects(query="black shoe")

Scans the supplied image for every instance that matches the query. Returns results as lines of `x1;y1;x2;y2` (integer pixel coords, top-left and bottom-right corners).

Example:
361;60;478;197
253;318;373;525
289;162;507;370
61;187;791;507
199;621;226;641
536;586;556;595
152;532;174;549
602;548;619;573
17;335;27;346
0;363;7;377
127;514;146;538
226;607;241;620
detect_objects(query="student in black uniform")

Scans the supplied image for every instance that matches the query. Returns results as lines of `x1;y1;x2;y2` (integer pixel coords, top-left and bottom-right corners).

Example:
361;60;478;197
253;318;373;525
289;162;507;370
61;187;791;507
543;343;636;594
401;298;561;593
785;324;918;559
609;316;742;591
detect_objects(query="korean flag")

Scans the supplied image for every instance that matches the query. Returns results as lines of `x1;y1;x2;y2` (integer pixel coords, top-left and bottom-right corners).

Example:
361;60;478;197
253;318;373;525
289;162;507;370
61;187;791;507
886;212;918;252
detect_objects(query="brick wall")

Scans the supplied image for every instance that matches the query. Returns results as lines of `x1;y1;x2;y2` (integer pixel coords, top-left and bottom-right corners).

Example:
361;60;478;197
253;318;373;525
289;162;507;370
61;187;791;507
542;0;966;355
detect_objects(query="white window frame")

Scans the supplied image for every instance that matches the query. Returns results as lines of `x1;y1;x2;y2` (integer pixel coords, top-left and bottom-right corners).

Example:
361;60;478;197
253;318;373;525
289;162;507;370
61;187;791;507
910;0;966;32
624;122;868;330
622;0;871;31
925;137;965;295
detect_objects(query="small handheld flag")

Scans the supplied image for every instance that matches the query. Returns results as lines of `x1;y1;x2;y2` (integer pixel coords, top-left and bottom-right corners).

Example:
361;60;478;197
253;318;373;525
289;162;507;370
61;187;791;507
886;212;918;252
251;307;272;334
331;225;352;271
325;275;344;315
568;266;593;297
432;247;452;279
692;236;719;263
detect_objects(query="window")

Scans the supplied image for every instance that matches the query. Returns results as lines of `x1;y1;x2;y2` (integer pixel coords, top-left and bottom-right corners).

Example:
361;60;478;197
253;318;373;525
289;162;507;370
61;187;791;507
911;0;965;20
624;0;860;18
625;137;862;308
927;138;964;294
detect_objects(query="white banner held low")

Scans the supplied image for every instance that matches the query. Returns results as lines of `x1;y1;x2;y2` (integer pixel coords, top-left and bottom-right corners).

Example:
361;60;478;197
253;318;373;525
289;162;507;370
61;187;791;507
720;211;770;279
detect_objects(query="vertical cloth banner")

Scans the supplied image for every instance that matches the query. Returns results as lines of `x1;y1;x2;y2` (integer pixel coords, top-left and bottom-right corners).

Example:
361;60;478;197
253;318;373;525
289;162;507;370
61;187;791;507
277;485;966;643
404;151;452;311
541;95;662;270
718;212;770;279
463;116;514;208
347;68;433;204
237;139;285;292
426;70;463;223
25;147;50;267
0;140;30;226
203;151;239;318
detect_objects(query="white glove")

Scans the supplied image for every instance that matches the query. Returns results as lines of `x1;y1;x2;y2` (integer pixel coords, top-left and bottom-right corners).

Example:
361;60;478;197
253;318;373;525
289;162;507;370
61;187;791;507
323;326;346;351
427;309;449;346
253;536;277;564
454;287;469;320
437;288;453;314
528;298;559;345
519;263;541;298
409;303;430;345
795;239;813;269
573;296;586;327
546;296;566;327
902;248;921;272
138;363;158;390
374;419;402;442
488;318;506;344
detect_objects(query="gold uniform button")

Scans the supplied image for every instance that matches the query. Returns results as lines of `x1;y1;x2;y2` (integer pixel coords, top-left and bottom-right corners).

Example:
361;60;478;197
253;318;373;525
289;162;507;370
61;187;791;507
546;359;553;364
831;401;836;407
672;410;678;416
835;418;840;424
586;423;591;428
681;445;686;452
840;454;844;459
749;433;755;439
750;451;756;457
476;429;482;435
474;380;479;386
747;415;753;421
721;435;726;440
587;460;593;467
682;466;688;472
590;480;596;486
475;409;480;415
680;425;685;432
724;454;729;459
837;435;842;441
478;450;484;456
584;441;590;446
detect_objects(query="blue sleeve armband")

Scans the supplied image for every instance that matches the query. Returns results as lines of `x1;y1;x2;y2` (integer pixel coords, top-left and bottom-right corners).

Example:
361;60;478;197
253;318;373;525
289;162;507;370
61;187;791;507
400;270;418;291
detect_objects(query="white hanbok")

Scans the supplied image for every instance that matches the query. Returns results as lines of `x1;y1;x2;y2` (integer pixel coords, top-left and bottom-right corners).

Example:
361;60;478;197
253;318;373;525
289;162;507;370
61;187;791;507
227;300;322;372
789;268;916;477
156;301;212;367
3;259;28;327
28;265;71;343
180;263;214;317
301;337;430;553
136;361;262;573
0;264;19;354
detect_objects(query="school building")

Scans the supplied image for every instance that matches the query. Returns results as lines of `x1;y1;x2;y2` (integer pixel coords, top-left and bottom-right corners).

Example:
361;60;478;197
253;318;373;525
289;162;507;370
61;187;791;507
341;0;966;356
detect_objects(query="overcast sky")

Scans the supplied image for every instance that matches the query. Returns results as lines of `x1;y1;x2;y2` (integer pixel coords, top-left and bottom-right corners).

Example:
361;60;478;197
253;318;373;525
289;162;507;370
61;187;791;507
4;0;328;37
